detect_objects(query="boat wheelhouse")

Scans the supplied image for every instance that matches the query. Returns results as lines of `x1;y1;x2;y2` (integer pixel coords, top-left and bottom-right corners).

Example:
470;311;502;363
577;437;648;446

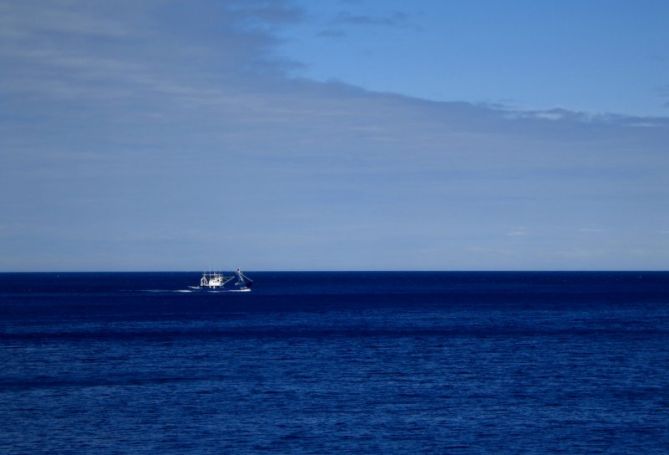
200;272;231;289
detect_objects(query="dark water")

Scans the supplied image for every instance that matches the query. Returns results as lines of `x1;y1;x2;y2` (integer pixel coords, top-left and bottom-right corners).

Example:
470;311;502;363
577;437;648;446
1;272;668;454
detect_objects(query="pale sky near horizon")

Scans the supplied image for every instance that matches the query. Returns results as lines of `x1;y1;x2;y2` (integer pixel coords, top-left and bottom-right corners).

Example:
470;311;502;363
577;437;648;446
1;0;668;271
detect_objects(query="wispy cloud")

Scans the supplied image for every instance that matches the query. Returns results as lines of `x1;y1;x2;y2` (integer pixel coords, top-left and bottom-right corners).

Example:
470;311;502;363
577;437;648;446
226;0;304;27
317;10;414;38
317;28;347;39
0;1;134;39
578;228;604;233
507;228;529;237
332;11;411;28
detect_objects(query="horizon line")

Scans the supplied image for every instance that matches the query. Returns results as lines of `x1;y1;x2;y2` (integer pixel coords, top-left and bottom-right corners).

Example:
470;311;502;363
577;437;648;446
0;269;667;274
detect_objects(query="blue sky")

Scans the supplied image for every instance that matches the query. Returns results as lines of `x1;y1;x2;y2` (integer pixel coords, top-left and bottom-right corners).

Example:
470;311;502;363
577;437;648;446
282;0;669;116
0;0;668;271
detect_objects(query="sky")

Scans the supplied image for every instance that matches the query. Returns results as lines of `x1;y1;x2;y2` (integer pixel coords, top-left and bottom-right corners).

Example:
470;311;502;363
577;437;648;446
0;0;668;271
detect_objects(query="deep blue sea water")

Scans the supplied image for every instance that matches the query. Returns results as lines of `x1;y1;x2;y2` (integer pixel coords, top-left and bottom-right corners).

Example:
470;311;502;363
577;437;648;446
1;272;668;454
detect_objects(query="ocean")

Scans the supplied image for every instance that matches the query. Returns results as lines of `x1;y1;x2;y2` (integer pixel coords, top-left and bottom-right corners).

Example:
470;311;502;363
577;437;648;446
1;272;668;453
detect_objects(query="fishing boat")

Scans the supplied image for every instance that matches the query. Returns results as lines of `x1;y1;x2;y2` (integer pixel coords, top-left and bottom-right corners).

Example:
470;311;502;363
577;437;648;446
198;269;253;291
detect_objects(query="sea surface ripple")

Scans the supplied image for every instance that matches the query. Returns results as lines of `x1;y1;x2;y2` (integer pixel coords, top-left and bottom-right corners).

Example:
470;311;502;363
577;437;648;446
1;272;668;453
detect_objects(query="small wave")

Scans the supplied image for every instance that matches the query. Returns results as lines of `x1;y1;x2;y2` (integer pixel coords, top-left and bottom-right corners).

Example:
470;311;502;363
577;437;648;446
205;289;252;293
140;288;249;294
141;289;192;293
